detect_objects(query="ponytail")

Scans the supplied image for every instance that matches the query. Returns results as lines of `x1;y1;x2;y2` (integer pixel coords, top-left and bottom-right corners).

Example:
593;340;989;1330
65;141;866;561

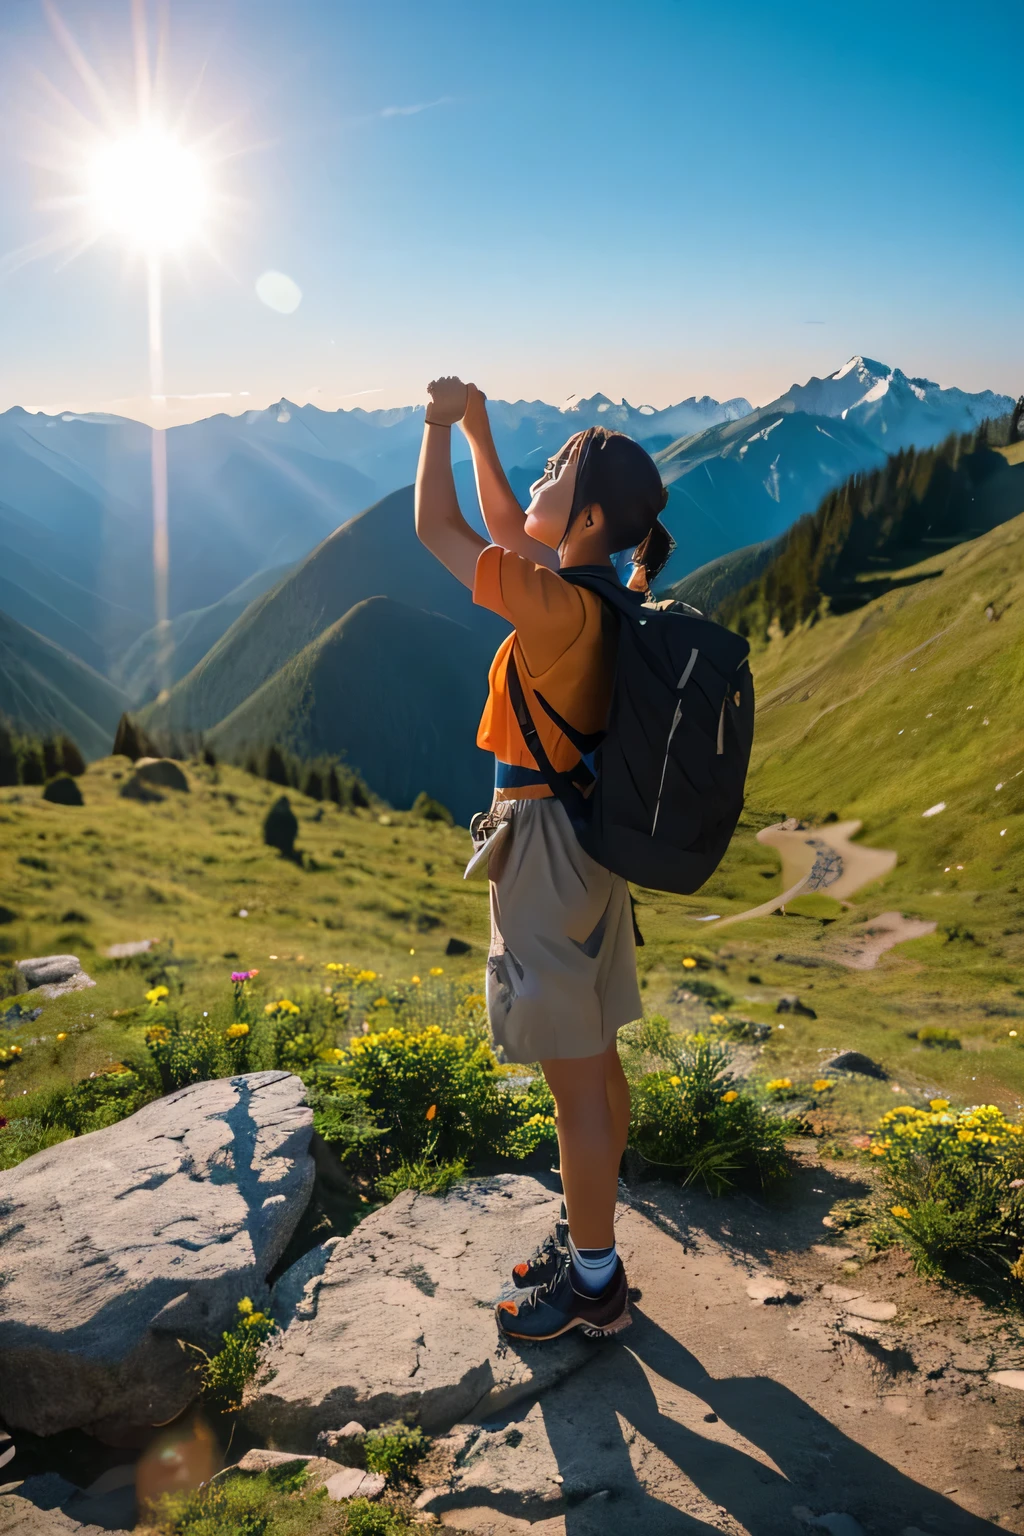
631;492;674;589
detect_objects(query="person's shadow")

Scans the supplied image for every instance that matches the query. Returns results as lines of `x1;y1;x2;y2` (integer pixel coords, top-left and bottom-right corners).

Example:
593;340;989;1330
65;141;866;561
443;1304;1006;1535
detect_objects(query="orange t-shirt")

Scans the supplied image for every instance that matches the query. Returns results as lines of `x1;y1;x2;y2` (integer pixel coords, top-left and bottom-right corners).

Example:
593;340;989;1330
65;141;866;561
472;546;616;801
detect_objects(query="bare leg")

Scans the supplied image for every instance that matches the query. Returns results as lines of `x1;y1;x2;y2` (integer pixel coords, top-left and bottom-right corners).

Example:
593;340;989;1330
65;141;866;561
541;1038;628;1251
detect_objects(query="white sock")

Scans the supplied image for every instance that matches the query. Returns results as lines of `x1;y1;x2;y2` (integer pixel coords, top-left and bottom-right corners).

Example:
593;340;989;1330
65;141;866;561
568;1234;617;1296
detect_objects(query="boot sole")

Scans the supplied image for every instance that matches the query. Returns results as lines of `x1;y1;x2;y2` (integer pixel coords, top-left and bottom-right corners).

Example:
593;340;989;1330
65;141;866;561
497;1303;631;1343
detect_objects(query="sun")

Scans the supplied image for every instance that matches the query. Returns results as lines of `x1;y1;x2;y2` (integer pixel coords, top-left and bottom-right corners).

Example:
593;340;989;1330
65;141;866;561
85;129;211;254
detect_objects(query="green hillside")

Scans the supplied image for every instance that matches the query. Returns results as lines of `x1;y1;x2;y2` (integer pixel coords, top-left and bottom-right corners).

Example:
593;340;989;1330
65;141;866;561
660;537;778;613
718;428;1024;638
0;609;129;760
112;563;293;706
140;486;507;739
208;596;494;823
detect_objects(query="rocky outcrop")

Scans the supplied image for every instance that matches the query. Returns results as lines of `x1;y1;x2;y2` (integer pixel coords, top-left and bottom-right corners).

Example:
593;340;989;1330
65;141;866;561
247;1175;592;1446
0;1072;314;1439
14;954;95;999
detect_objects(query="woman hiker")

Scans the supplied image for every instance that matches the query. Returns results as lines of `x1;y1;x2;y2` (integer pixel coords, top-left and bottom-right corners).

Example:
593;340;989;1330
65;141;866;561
415;376;673;1342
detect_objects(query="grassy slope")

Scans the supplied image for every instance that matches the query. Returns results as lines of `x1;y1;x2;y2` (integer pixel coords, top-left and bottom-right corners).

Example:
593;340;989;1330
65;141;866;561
2;509;1022;1124
207;596;494;824
0;608;129;759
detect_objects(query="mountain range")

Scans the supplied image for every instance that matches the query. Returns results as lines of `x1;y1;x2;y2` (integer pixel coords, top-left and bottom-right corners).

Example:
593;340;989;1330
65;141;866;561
0;358;1016;811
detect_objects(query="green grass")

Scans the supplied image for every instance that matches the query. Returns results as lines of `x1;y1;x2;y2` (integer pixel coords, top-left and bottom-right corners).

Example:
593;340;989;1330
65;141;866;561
140;1472;414;1536
2;516;1023;1134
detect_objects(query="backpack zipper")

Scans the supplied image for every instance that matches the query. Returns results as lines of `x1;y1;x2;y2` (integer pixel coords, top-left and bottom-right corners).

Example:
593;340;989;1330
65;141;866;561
651;648;699;836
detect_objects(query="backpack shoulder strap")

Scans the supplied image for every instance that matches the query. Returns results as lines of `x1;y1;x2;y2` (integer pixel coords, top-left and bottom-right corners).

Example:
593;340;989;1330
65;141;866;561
505;651;594;825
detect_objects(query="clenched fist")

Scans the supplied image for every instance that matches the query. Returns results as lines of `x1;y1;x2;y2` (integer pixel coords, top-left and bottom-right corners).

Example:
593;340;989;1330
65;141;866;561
425;375;468;426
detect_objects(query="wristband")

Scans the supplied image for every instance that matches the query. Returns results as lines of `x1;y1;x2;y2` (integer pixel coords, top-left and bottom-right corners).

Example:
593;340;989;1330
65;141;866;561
424;417;453;429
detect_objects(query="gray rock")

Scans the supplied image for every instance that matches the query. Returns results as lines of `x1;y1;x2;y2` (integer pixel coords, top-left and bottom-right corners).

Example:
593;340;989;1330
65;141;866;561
15;955;81;989
235;1450;313;1473
119;774;163;803
824;1049;888;1079
314;1422;366;1466
0;1478;132;1535
323;1468;386;1501
0;1071;314;1439
14;955;96;1001
134;758;189;792
776;994;817;1018
271;1237;341;1325
245;1175;594;1446
62;1483;137;1531
104;941;154;960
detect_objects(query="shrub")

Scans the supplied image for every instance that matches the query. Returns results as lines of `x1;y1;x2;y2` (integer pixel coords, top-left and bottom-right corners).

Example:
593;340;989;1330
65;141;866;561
146;1014;227;1092
198;1298;276;1413
376;1153;467;1200
36;1067;156;1136
345;1502;413;1536
264;795;299;859
868;1101;1024;1294
0;1116;71;1171
622;1021;790;1193
363;1421;428;1481
411;792;454;825
911;1026;962;1050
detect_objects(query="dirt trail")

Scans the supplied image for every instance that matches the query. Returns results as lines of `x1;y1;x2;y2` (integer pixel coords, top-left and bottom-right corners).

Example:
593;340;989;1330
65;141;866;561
711;820;897;931
423;1166;1024;1535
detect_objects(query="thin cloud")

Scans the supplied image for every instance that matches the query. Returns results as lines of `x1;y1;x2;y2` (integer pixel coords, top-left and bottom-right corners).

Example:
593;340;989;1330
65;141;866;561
379;96;453;118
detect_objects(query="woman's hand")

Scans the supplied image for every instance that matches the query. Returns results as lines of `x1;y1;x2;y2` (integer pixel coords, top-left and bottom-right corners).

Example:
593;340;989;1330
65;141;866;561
461;381;490;442
425;376;468;427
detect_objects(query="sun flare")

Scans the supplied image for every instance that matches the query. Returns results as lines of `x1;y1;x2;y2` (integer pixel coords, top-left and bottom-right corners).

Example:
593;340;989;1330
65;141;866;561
85;129;211;254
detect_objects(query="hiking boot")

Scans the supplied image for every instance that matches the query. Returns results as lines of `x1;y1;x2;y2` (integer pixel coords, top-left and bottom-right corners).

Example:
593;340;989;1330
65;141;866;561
496;1251;631;1342
511;1200;568;1289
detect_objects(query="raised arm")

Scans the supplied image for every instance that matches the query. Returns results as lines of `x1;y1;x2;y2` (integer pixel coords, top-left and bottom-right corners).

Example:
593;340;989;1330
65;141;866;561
414;377;487;590
461;383;559;571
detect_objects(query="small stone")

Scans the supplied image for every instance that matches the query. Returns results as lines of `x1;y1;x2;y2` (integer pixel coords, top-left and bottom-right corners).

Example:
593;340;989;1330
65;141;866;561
842;1298;897;1322
325;1468;386;1501
821;1285;863;1302
703;1412;718;1423
746;1277;801;1304
314;1422;366;1466
811;1245;857;1263
236;1449;313;1473
824;1050;888;1079
989;1370;1024;1392
106;940;155;959
776;994;817;1018
445;937;472;956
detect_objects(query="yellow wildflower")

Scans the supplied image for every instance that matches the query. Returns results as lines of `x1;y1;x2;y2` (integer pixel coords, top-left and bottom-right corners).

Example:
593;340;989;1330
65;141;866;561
145;985;169;1005
429;966;444;977
237;1297;253;1315
812;1079;834;1092
242;1311;266;1327
766;1077;792;1092
356;969;377;984
709;1012;727;1026
669;1075;682;1087
929;1098;950;1111
426;1104;437;1121
226;1022;249;1040
373;997;389;1008
957;1130;974;1142
682;957;697;969
56;1032;67;1041
722;1090;739;1103
890;1205;911;1219
869;1144;887;1157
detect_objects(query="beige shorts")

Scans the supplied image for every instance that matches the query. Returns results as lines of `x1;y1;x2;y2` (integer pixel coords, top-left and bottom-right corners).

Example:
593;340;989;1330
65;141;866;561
485;797;641;1064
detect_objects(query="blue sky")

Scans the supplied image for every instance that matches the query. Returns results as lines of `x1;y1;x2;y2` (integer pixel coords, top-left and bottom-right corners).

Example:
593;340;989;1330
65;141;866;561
0;0;1021;423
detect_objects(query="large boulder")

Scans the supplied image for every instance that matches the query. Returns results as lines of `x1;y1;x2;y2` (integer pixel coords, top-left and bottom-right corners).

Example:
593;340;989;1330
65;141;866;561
246;1175;593;1447
0;1072;314;1439
133;757;189;792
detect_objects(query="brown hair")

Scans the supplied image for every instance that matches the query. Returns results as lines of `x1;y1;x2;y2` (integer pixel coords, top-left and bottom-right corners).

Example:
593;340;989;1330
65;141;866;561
570;427;674;586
